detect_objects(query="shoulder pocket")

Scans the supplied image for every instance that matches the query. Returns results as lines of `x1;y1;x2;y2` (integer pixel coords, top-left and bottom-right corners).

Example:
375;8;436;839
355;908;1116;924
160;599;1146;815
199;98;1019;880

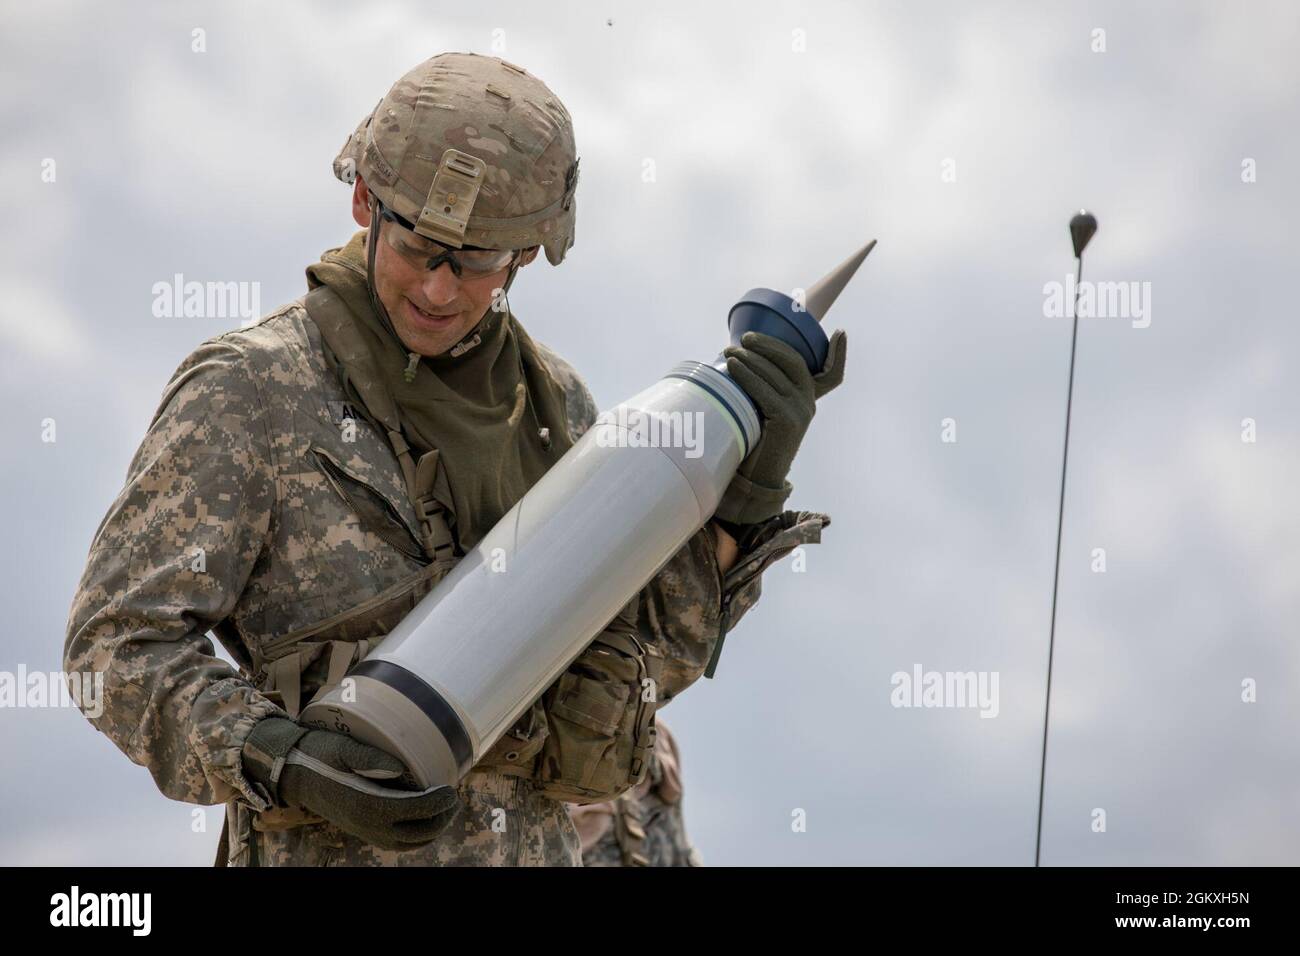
311;446;426;562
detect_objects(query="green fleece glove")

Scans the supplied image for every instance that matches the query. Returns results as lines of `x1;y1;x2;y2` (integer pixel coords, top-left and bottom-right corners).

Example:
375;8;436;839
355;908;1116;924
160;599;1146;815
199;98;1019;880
713;329;847;527
242;716;459;851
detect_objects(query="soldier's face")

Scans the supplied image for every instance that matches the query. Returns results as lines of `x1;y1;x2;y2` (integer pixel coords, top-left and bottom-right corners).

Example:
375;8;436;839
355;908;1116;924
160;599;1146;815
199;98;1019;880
352;179;538;357
372;235;516;358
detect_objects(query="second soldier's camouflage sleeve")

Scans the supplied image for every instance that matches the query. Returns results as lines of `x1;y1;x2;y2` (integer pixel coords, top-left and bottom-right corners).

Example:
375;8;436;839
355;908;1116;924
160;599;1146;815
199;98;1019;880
64;339;287;811
548;351;830;703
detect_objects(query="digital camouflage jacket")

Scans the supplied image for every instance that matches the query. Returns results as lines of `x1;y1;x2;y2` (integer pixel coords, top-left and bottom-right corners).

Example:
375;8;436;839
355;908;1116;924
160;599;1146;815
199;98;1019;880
64;299;828;865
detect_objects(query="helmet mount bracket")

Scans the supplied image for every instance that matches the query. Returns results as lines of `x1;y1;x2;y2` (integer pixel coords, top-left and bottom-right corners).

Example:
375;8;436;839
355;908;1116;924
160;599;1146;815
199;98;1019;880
416;149;487;247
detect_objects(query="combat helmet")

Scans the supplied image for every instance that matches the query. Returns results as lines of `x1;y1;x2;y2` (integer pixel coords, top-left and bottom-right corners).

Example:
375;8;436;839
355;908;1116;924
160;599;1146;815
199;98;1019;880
334;52;580;270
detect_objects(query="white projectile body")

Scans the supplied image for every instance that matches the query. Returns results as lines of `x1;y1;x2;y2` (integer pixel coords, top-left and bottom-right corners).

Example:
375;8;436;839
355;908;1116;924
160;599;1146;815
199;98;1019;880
301;360;759;788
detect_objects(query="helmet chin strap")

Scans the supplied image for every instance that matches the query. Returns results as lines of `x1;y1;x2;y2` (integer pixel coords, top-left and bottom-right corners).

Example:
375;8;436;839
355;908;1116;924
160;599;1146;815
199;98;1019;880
367;201;426;382
365;201;399;340
499;256;522;300
442;257;519;362
494;257;522;318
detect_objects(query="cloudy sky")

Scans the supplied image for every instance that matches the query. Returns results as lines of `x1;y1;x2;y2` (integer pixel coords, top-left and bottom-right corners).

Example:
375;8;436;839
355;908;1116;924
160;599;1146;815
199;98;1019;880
2;0;1296;865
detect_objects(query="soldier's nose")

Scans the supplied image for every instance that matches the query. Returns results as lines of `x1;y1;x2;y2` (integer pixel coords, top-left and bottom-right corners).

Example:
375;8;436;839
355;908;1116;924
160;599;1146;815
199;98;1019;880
418;263;461;307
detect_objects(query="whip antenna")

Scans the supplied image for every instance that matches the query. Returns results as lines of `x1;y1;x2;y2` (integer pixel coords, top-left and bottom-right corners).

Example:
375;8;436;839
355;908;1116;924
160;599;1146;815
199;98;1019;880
1035;209;1097;866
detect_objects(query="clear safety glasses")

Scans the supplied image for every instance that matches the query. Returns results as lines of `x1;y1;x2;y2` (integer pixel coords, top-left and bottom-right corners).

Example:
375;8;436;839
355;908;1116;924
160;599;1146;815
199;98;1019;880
376;203;519;278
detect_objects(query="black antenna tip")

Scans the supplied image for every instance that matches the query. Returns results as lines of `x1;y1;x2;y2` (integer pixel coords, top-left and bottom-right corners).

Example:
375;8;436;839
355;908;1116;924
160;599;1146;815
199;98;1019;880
1069;209;1097;258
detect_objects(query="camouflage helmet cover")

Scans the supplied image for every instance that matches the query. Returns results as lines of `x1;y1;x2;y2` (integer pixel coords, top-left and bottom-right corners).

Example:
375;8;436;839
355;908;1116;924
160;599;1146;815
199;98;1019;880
334;52;579;266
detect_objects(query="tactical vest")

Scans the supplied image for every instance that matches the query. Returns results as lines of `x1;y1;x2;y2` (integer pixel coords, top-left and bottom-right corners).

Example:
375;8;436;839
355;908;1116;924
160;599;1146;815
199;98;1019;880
238;289;662;837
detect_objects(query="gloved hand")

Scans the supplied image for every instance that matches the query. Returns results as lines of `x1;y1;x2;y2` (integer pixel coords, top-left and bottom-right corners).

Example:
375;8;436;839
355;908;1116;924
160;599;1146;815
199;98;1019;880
713;329;847;528
242;716;459;851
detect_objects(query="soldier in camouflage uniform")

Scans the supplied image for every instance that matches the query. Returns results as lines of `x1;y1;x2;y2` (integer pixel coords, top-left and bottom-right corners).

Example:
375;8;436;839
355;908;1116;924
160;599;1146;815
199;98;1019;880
571;721;703;867
65;53;840;866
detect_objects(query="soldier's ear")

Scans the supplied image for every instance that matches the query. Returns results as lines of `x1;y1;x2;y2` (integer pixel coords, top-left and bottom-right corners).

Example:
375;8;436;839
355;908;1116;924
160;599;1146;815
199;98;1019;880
351;177;372;228
518;246;540;267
